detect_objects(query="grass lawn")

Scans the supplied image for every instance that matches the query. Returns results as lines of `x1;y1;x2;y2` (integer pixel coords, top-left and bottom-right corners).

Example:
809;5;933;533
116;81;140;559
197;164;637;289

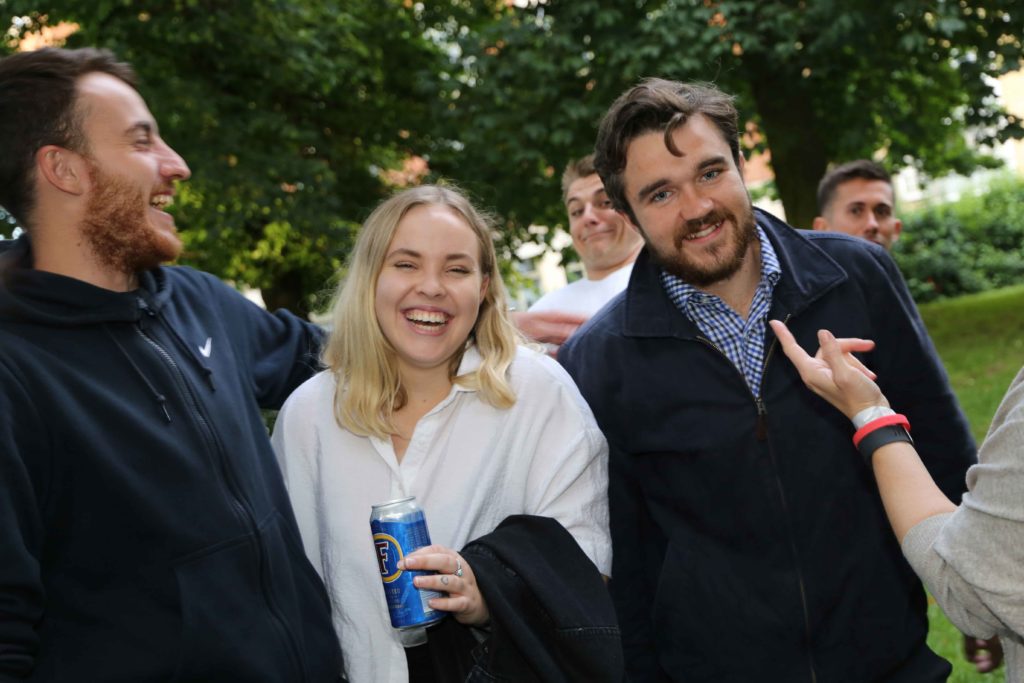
914;284;1024;682
920;284;1024;443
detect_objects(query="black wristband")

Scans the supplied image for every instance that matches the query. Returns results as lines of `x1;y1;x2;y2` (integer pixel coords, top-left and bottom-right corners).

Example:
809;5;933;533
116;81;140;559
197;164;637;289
857;424;914;465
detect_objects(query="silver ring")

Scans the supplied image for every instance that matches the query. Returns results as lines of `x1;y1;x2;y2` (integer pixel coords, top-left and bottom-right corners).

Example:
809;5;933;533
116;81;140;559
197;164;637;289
440;575;450;586
454;558;464;578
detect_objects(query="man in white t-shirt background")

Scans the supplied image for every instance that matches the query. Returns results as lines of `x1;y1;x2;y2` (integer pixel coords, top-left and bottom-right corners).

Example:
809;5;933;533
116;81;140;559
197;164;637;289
529;154;644;317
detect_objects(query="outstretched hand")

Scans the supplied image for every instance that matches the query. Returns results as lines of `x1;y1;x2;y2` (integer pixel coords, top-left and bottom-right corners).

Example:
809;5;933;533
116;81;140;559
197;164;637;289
769;320;887;420
511;310;587;348
403;544;489;626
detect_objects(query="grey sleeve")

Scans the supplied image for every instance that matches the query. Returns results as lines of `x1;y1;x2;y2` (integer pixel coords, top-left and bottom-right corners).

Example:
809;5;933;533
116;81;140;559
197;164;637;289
901;368;1024;641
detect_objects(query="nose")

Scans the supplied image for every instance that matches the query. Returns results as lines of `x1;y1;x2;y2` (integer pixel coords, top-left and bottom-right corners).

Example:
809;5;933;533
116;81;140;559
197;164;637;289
582;203;600;224
159;140;191;181
863;211;879;239
416;269;445;298
677;184;713;222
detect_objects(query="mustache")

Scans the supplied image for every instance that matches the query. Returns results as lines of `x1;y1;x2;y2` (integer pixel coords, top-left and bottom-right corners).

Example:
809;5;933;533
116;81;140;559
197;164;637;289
673;209;732;249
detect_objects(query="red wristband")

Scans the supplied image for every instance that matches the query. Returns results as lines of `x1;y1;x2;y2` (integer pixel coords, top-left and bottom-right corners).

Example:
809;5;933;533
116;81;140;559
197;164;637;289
852;413;910;448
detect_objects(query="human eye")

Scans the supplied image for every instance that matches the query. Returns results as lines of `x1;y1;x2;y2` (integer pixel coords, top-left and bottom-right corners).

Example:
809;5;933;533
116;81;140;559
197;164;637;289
569;208;583;218
699;169;721;183
393;260;416;270
849;206;863;216
876;205;891;218
649;189;672;204
599;198;614;209
448;263;473;275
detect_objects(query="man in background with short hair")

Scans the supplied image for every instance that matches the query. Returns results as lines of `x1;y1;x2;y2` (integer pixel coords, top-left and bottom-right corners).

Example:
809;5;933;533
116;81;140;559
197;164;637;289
529;154;643;317
813;159;903;250
812;157;1003;671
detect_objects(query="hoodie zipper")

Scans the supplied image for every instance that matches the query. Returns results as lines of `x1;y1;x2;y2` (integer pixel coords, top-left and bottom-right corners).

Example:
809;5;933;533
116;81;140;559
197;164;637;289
135;297;308;681
696;316;817;683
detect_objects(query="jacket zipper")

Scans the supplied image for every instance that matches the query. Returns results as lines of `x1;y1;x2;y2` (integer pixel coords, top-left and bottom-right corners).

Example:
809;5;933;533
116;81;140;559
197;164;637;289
697;314;818;683
135;298;308;681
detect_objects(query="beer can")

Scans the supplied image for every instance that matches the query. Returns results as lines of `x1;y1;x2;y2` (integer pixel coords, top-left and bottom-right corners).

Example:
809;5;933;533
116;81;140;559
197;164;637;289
370;496;445;630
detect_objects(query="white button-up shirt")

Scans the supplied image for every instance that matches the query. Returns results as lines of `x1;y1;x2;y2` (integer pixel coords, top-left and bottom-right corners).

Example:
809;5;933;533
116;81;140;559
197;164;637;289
272;345;611;683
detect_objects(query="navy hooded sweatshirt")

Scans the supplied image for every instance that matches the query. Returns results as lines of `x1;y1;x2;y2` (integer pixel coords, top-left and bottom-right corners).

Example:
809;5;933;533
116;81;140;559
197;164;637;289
0;236;342;682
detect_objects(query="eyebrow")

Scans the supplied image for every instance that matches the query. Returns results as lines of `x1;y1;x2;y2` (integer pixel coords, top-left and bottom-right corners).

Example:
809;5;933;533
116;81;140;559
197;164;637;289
124;122;154;138
635;179;668;203
699;155;727;171
387;248;475;261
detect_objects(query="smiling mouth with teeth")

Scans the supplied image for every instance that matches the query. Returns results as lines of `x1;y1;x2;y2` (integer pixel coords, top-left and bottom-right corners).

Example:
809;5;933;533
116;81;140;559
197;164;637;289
684;220;722;240
405;309;449;327
150;194;173;210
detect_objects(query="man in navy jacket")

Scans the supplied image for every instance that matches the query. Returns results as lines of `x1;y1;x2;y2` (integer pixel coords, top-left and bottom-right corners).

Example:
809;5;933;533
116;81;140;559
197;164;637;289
559;78;978;682
0;48;342;680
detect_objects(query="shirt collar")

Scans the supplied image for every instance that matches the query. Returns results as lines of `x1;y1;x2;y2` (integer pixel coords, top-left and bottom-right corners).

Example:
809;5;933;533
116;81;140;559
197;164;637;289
452;343;483;393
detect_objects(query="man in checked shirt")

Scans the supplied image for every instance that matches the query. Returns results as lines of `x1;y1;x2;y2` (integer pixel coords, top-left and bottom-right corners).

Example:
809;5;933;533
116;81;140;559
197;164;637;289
559;78;980;682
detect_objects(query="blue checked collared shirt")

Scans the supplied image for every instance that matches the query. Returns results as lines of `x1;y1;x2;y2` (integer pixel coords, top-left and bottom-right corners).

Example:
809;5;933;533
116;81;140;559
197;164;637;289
660;225;782;395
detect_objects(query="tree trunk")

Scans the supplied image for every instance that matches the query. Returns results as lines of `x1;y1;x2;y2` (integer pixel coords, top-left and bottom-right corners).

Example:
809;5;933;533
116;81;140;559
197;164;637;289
744;63;829;231
261;270;311;320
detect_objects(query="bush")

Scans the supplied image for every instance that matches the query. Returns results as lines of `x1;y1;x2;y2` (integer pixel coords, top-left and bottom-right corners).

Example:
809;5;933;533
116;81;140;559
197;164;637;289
894;176;1024;303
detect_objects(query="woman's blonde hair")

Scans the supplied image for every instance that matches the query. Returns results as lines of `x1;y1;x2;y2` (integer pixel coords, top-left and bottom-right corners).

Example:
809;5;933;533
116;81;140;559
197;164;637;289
322;184;521;439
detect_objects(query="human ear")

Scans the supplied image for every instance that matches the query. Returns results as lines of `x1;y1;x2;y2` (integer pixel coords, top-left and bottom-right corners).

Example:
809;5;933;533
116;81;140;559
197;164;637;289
35;145;87;196
812;216;829;232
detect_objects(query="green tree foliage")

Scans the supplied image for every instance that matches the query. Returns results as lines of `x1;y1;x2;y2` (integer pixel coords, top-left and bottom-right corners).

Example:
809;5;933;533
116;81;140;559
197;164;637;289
3;0;446;316
0;208;19;240
434;0;1023;233
1;7;20;239
4;1;1021;308
896;175;1024;303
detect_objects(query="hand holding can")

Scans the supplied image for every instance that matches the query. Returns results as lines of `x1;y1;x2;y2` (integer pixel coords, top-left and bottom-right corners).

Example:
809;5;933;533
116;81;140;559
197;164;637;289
370;496;446;630
404;546;489;627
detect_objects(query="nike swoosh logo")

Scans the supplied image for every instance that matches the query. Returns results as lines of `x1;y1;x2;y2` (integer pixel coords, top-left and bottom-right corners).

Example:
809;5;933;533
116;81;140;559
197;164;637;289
198;337;212;358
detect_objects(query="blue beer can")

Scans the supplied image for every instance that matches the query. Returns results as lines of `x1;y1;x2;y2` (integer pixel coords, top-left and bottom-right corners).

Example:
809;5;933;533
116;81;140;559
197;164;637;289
370;496;445;630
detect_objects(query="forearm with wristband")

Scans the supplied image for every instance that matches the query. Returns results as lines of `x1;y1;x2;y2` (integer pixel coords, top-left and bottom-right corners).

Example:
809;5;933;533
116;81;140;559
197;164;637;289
851;406;913;465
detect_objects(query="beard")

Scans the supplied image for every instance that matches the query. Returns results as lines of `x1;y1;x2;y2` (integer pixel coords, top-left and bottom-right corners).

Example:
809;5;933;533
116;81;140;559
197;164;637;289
646;203;758;288
80;161;182;275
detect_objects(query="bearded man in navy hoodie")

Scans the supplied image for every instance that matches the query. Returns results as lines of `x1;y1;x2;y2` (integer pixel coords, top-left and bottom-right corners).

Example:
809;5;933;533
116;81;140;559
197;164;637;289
0;48;343;681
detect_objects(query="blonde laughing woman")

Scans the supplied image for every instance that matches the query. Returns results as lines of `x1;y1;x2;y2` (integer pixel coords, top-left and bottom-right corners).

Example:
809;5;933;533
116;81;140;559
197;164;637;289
271;185;614;683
